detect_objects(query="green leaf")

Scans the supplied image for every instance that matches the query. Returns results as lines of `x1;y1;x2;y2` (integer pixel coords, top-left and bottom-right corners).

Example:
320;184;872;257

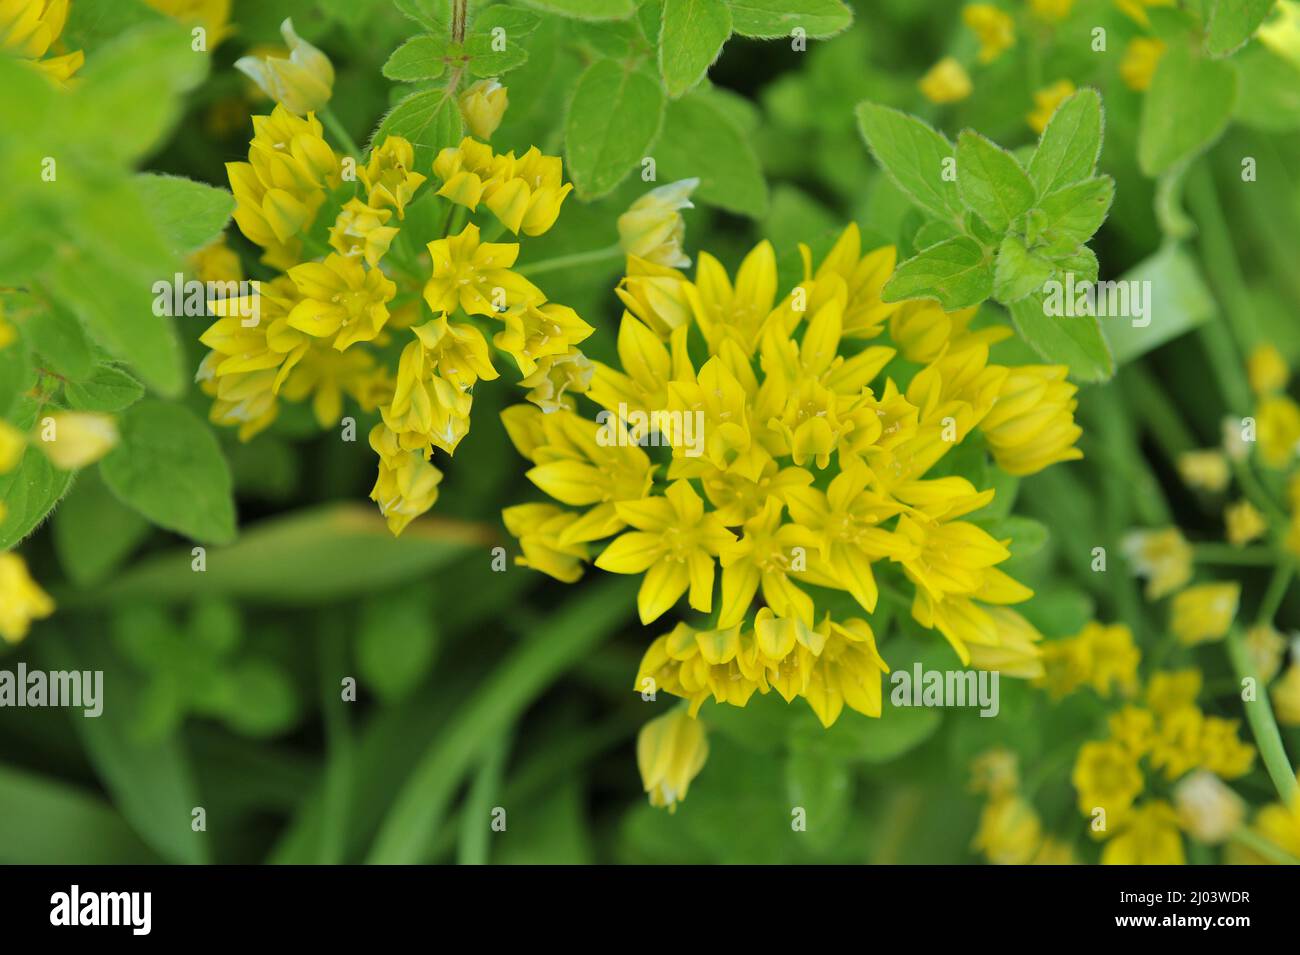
1102;243;1215;363
728;0;853;38
1032;176;1114;252
472;5;543;35
1009;289;1114;382
0;441;74;550
784;746;852;853
27;302;94;382
373;86;464;173
392;0;447;32
39;631;208;864
99;399;236;544
53;468;151;585
208;660;300;738
659;0;732;98
565;59;665;198
993;234;1056;305
1027;87;1103;195
655;89;768;216
883;236;992;310
1205;0;1275;57
955;130;1036;234
1232;42;1300;131
463;33;530;77
1139;42;1236;176
133;173;234;256
63;363;146;413
357;590;440;703
86;504;486;604
855;102;961;222
519;0;637;20
381;36;449;82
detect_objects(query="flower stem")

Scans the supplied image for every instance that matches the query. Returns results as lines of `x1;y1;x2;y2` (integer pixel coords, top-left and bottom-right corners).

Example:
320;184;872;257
1226;625;1298;805
1256;558;1295;626
1191;543;1280;566
517;243;623;278
320;106;362;160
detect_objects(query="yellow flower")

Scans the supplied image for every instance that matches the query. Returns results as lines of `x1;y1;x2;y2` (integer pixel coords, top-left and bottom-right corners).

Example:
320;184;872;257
458;78;508;140
360;135;426;219
1073;739;1143;819
962;4;1015;64
502;503;590;583
432;136;497;210
328;198;399;268
1145;668;1201;715
1274;664;1300;726
1225;499;1267;546
718;498;816;627
1029;0;1074;20
1027;79;1075;133
918;56;972;104
368;424;442;536
595;479;736;623
686;241;782;356
0;0;82;82
518;349;594;413
234;18;334;116
1119;37;1165;92
1238;782;1300;862
972;794;1042;864
1248;343;1289;395
144;0;233;45
1039;621;1141;698
286;252;397;350
423;222;544;318
0;418;26;473
1256;394;1300;467
189;235;243;284
1177;449;1229;493
493;303;594;378
1244;623;1286;682
1115;0;1176;27
34;412;118;470
888;301;1008;363
1101;800;1185;865
637;707;708;812
980;365;1083;476
1121;527;1193;599
482;145;574;236
0;551;54;642
1109;706;1155;756
966;607;1044;678
1170;582;1240;645
1173;770;1245;844
618;178;698;270
615;256;694;338
969;748;1020;798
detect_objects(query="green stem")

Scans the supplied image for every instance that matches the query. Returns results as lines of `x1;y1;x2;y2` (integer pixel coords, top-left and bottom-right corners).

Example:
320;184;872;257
317;624;353;865
1234;459;1289;527
1226;626;1298;805
319;106;362;160
1191;543;1280;566
1256;558;1295;628
1186;160;1253;416
456;729;511;865
517;243;623;278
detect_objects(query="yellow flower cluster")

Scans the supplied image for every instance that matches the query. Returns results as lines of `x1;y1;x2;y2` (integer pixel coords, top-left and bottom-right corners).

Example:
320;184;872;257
0;0;82;84
1037;621;1141;699
1071;667;1255;864
969;749;1075;864
501;223;1085;732
204;98;585;535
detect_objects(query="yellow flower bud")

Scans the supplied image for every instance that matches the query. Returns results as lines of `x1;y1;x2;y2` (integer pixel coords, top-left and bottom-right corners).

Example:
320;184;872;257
962;4;1015;64
458;79;508;140
1244;623;1286;682
34;412;119;470
1175;771;1245;844
1121;527;1193;599
918;57;972;104
1027;79;1075;133
1170;582;1240;646
1225;499;1267;546
972;794;1042;865
0;551;55;643
234;18;334;116
1177;448;1230;493
636;707;708;812
0;0;84;82
1119;37;1166;92
1248;343;1289;395
0;418;27;473
618;178;698;269
1274;664;1300;726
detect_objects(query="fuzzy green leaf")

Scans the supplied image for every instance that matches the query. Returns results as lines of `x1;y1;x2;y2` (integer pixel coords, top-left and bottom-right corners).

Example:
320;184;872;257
883;236;992;310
